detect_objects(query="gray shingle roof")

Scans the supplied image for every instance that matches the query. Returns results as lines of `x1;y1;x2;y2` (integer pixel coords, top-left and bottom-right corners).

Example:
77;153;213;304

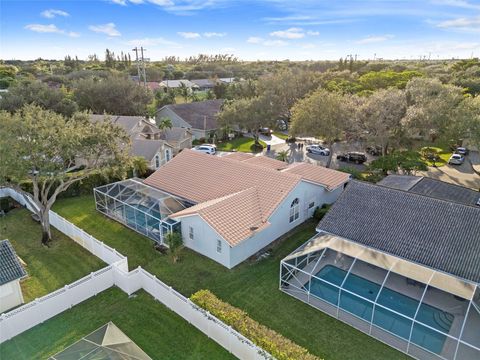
131;139;169;161
160;100;223;130
377;175;423;191
317;180;480;284
0;240;27;285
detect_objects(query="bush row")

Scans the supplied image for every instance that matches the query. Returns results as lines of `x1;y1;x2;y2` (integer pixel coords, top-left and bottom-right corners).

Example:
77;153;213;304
190;289;322;360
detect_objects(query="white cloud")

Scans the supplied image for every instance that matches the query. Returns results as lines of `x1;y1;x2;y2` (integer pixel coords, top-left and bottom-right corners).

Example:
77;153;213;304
110;0;127;5
263;39;288;47
356;34;394;44
270;27;304;39
25;24;79;37
307;30;319;36
178;32;201;39
436;16;480;32
203;32;226;37
431;0;480;10
126;37;179;47
41;9;69;18
247;36;263;44
89;23;121;37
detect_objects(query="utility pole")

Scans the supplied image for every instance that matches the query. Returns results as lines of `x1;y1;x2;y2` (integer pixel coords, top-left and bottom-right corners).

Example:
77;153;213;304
132;47;141;85
140;46;147;87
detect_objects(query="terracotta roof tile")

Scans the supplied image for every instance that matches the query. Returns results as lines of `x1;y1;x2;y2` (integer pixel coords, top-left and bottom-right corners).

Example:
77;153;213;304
242;156;289;170
222;152;255;161
282;162;350;191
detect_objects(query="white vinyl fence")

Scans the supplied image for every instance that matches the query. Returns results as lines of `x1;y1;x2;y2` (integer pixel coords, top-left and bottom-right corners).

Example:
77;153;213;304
0;188;271;359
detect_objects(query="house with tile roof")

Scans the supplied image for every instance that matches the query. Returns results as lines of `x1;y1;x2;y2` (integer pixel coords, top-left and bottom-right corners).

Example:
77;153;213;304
280;180;480;360
0;240;27;313
155;100;223;140
140;150;350;268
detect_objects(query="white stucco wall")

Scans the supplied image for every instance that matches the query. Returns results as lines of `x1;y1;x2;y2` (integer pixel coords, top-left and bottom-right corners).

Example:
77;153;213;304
178;215;231;267
175;180;346;269
0;280;24;313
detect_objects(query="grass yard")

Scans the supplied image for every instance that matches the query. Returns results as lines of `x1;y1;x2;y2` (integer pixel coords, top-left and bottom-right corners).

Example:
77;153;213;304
54;195;409;360
0;207;104;303
0;287;234;360
273;131;289;140
216;137;267;153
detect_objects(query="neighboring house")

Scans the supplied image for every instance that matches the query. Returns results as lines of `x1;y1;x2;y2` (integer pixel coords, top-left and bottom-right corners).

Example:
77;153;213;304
159;80;199;91
142;150;350;268
0;240;27;313
280;180;480;360
159;127;193;155
378;174;480;206
89;114;173;170
191;79;216;91
155;100;223;140
218;77;236;84
145;82;161;92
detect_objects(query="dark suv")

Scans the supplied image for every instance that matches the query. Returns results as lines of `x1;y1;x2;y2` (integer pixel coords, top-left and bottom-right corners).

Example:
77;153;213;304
337;152;368;164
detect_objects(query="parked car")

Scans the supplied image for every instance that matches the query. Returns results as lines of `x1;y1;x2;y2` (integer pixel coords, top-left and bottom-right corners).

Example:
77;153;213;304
306;144;330;156
448;153;464;165
337;152;368;164
192;145;216;155
456;147;469;156
258;127;272;136
201;143;217;150
366;145;383;156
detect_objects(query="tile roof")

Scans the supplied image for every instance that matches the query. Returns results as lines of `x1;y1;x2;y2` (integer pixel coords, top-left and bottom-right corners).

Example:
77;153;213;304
0;240;27;286
144;149;301;245
377;175;423;191
283;162;351;190
242;156;289;170
222;152;255;161
317;180;480;284
159;100;223;130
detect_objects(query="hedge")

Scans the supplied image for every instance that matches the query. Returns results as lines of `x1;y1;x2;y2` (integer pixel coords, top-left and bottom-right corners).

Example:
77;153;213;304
190;290;322;360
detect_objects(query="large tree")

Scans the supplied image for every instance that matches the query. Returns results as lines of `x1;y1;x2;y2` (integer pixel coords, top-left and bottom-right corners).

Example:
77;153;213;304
0;79;78;117
74;75;152;116
290;89;352;167
0;105;131;245
217;96;277;147
357;89;408;155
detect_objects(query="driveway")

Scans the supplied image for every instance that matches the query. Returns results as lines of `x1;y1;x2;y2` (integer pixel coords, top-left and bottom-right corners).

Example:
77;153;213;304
418;160;480;190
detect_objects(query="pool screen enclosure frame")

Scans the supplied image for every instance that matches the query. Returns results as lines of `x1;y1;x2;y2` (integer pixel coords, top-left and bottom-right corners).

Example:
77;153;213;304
280;232;480;360
94;178;185;245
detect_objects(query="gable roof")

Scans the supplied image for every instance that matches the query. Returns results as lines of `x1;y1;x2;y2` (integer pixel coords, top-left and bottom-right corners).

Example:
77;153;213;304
159;79;198;88
144;150;302;245
0;240;27;286
90;114;143;135
222;152;255;161
191;79;215;88
158;100;223;130
159;127;192;142
283;162;351;191
131;139;171;161
317;180;480;284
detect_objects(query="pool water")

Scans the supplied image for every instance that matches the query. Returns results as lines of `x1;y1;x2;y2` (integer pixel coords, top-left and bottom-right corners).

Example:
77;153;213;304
310;265;453;355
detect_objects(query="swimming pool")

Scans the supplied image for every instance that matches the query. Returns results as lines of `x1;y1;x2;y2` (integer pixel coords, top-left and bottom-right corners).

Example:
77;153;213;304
310;265;453;355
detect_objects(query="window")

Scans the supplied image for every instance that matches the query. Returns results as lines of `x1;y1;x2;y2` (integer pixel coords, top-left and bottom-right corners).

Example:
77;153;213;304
155;154;160;169
165;149;171;162
289;198;300;223
189;226;194;240
308;202;315;209
216;239;222;253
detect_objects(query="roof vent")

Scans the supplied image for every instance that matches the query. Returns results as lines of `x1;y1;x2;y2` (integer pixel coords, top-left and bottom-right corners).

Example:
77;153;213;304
250;226;258;231
476;198;480;206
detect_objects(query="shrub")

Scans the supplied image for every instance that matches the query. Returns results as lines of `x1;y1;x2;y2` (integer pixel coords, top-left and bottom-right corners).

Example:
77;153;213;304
190;290;322;360
313;204;331;220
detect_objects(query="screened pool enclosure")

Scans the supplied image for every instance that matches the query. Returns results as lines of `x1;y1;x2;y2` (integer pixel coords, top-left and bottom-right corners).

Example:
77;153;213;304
94;179;187;245
280;233;480;360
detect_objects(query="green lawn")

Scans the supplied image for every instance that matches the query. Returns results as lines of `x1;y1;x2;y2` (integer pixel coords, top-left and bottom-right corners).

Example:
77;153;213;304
273;131;289;140
53;196;408;360
0;287;234;360
216;137;267;153
0;207;105;303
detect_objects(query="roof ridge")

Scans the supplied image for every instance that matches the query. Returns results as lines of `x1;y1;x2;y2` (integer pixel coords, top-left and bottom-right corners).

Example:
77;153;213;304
373;179;480;210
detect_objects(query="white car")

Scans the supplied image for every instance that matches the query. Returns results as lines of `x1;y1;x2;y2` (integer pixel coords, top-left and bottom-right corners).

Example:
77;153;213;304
448;153;464;165
306;144;330;156
192;145;216;155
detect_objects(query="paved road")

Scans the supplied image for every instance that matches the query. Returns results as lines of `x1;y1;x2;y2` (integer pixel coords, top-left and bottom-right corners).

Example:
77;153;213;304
418;160;480;190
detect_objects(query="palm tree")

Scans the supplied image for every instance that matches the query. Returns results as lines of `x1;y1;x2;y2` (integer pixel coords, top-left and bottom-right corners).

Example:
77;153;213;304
276;150;290;162
157;116;172;133
178;82;190;102
164;231;183;263
132;156;149;178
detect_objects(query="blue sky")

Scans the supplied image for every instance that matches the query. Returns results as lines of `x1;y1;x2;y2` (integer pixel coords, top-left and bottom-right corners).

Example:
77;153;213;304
1;0;480;61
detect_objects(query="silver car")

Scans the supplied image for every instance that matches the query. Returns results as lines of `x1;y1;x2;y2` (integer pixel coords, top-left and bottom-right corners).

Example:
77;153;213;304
306;144;330;156
192;145;216;155
448;153;464;165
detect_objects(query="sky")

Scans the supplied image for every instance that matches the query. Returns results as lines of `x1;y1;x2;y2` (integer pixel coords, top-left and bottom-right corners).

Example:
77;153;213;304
1;0;480;61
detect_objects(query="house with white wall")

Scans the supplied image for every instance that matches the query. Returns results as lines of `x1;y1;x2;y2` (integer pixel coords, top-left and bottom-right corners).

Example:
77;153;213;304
142;150;350;268
0;240;27;313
